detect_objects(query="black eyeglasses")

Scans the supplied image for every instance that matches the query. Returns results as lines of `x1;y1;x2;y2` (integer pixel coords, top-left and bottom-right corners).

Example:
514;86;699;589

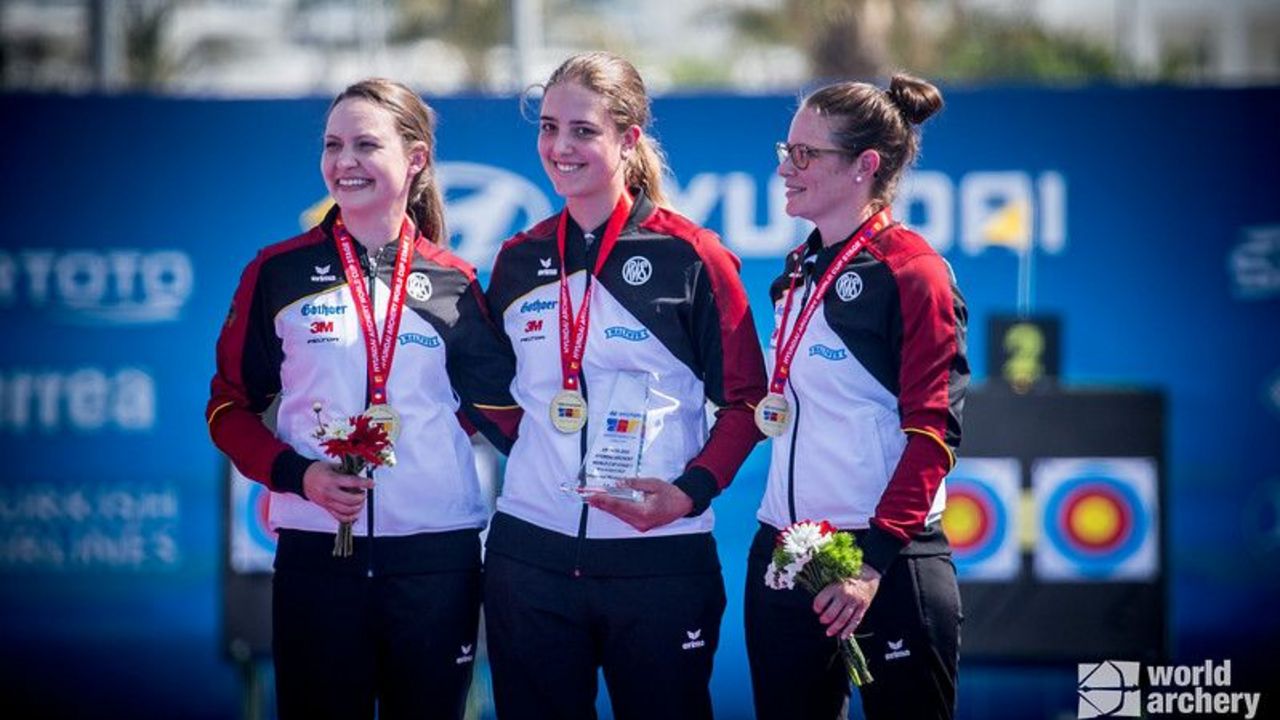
775;141;855;170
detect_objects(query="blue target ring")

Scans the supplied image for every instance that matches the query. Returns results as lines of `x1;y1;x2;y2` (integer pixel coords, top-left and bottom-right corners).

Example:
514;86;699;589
244;483;278;552
945;476;1007;567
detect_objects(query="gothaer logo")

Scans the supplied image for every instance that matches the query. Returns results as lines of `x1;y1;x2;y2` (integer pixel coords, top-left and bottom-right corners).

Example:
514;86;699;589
520;299;557;314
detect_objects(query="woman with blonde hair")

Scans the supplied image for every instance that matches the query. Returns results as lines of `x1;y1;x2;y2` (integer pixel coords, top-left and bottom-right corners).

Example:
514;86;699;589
481;52;768;719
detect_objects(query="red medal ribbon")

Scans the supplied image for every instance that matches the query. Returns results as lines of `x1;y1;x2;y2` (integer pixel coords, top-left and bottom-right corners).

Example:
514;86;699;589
768;209;893;394
334;214;417;406
555;193;634;391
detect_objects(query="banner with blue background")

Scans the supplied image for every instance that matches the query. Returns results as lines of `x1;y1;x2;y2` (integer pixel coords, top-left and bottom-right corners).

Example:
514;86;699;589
1;87;1277;718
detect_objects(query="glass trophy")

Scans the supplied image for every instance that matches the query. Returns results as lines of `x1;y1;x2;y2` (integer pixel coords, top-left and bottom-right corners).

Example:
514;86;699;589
560;371;661;503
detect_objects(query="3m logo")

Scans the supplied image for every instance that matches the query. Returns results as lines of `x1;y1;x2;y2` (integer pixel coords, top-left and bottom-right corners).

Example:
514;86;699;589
310;321;334;334
1078;661;1141;718
525;319;543;333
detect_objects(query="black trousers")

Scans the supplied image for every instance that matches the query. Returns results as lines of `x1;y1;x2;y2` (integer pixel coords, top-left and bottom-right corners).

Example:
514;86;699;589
271;532;482;720
745;525;962;720
483;551;726;720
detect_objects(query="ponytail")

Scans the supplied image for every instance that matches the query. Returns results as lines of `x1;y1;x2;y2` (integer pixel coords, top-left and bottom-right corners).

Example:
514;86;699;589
626;135;669;207
407;170;447;245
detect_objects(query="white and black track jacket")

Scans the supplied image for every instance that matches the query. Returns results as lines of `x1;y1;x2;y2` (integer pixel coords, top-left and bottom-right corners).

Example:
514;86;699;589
758;219;970;574
484;192;767;576
206;209;518;566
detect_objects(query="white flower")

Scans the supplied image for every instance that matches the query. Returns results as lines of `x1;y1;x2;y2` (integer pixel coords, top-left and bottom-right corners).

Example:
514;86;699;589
764;558;807;590
781;521;834;557
320;419;354;439
764;562;792;590
379;447;397;467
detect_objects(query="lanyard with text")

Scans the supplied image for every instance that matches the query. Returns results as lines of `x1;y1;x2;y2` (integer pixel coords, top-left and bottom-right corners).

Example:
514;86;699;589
755;208;893;437
334;214;416;440
548;193;633;433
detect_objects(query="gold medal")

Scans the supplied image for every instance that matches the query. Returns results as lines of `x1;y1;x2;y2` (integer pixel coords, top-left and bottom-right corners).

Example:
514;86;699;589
754;392;791;437
549;389;587;433
364;403;401;442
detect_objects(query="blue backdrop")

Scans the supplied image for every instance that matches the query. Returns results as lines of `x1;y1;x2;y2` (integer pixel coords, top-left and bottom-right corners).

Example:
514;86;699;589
1;86;1277;718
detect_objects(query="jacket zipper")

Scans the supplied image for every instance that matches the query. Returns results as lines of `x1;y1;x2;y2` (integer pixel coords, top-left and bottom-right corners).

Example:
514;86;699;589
365;249;378;579
785;266;816;525
571;232;598;579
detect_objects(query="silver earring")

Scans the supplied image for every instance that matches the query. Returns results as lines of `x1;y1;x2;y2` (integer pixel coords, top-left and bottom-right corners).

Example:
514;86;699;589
855;175;863;183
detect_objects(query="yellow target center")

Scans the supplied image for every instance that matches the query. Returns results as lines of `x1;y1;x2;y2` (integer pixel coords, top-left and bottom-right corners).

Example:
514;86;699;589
1070;495;1121;545
943;496;984;545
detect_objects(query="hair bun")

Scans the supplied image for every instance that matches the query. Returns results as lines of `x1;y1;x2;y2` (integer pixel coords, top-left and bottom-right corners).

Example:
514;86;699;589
887;73;943;125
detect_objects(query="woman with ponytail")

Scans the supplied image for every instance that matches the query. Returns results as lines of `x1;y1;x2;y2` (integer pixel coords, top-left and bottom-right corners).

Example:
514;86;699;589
206;78;518;719
746;73;970;720
481;51;767;719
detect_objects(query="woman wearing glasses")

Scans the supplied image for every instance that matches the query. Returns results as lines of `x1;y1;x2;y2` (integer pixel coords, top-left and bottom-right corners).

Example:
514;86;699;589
745;74;970;720
482;51;767;719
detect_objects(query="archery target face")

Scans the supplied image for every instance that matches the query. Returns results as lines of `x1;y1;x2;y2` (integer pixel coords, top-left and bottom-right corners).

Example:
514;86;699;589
1032;458;1158;581
942;458;1021;580
229;466;277;573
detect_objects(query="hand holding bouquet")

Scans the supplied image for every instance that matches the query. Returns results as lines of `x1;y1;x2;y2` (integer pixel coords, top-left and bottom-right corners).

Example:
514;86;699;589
312;403;396;557
764;520;874;686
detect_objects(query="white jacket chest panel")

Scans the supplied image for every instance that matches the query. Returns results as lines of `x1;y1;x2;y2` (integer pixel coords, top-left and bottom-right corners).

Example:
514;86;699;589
499;271;711;538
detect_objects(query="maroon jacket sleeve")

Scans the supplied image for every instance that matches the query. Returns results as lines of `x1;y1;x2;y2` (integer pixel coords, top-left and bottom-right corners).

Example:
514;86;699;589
863;252;968;573
205;247;312;497
672;229;769;515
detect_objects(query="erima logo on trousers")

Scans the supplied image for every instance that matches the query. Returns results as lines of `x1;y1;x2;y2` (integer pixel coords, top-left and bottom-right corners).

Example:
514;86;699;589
884;639;911;661
681;629;706;651
455;644;475;665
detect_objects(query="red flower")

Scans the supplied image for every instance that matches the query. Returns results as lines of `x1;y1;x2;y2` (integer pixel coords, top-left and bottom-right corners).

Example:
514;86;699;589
321;414;391;468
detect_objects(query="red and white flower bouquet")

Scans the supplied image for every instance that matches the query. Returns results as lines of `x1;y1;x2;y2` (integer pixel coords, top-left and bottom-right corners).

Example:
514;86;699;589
312;404;396;557
765;520;874;686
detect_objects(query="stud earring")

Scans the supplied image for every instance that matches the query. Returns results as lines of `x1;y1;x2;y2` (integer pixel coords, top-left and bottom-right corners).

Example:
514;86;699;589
855;175;863;183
